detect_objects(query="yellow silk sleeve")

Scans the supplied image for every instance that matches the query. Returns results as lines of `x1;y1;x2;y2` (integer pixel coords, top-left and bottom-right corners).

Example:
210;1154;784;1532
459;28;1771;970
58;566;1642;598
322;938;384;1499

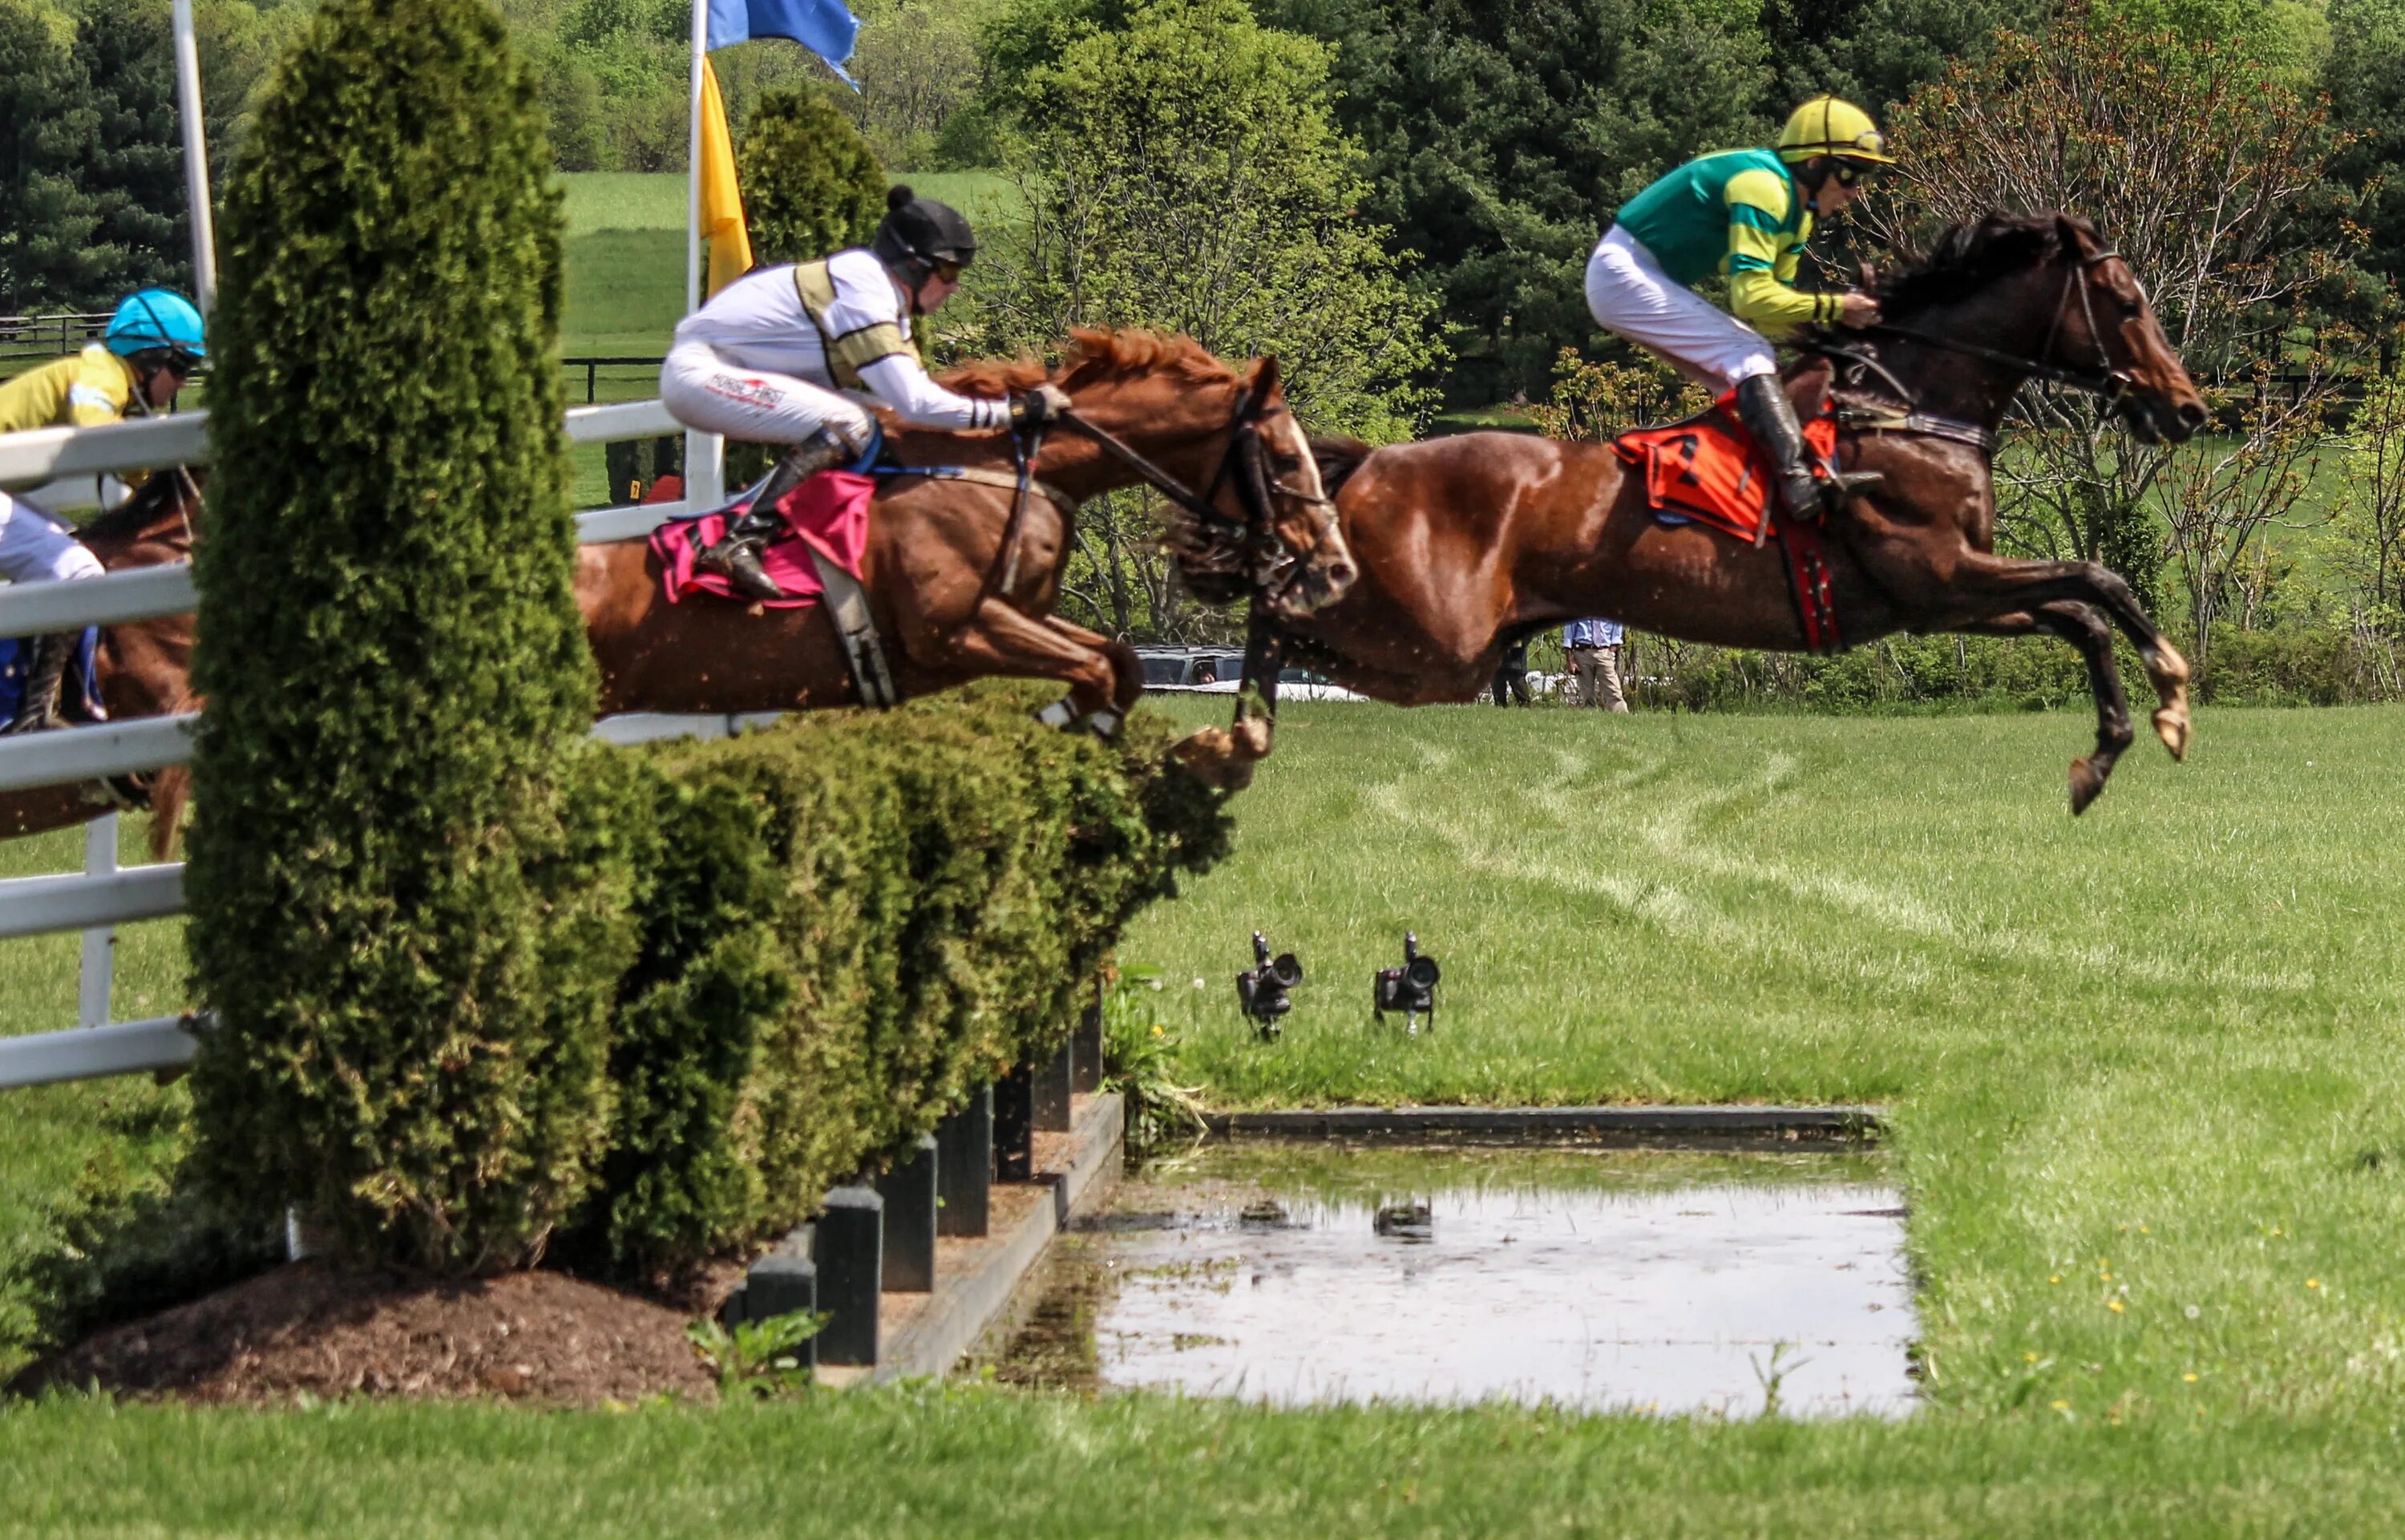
65;349;133;429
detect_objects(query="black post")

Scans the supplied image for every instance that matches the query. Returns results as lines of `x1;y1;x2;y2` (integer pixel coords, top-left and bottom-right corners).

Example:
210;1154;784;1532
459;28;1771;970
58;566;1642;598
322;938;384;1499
1073;996;1103;1095
994;1064;1034;1182
1033;1039;1074;1132
810;1187;883;1366
875;1134;939;1292
936;1086;992;1237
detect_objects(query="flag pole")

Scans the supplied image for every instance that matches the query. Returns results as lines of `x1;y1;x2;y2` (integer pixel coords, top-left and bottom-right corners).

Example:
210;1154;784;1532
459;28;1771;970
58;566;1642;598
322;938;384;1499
684;0;723;507
169;0;216;312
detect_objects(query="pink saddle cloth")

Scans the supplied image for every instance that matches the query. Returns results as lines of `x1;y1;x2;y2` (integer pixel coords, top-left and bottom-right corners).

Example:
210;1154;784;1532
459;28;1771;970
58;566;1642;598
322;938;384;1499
649;469;876;609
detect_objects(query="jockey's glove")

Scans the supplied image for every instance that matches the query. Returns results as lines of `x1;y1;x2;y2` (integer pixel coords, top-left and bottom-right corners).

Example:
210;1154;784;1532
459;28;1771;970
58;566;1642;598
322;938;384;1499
1008;383;1073;429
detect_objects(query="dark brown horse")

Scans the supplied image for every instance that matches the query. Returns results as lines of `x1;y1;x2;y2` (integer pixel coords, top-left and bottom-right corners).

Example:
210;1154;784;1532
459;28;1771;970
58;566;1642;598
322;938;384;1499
1247;212;2206;813
0;473;199;856
579;329;1348;782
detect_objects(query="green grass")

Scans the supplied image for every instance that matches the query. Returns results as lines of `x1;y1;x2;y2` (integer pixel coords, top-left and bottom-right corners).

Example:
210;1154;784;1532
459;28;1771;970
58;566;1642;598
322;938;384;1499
13;703;2405;1530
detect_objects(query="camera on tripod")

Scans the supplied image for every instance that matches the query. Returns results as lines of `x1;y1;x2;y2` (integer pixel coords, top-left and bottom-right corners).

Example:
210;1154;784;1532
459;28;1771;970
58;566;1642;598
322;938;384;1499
1235;932;1304;1039
1372;932;1441;1033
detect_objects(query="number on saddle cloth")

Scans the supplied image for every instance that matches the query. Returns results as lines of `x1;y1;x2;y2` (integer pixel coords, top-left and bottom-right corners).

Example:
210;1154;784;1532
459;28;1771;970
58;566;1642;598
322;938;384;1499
0;629;104;732
1609;391;1839;544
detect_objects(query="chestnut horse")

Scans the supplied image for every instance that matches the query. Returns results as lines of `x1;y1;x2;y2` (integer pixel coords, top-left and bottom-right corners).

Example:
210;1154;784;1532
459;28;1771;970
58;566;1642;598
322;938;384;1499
0;473;199;857
578;329;1348;780
1246;212;2208;813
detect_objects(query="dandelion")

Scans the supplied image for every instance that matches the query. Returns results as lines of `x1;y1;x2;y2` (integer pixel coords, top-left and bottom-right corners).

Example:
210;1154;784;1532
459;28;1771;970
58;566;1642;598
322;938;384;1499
2308;1279;2322;1290
2140;1226;2151;1235
2184;1372;2199;1383
1151;1025;1165;1037
2024;1352;2039;1363
2051;1275;2063;1285
2051;1399;2071;1411
2108;1300;2126;1314
1192;977;1207;990
2185;1305;2201;1320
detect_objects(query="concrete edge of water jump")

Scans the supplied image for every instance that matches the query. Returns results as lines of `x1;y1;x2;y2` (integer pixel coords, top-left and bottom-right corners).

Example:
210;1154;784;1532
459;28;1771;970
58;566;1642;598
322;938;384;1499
823;1090;1125;1388
1201;1104;1886;1140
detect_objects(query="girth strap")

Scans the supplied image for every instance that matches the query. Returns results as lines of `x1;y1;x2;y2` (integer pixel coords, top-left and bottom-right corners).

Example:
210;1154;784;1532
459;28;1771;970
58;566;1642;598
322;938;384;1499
806;546;902;709
1776;515;1845;655
1836;405;1998;455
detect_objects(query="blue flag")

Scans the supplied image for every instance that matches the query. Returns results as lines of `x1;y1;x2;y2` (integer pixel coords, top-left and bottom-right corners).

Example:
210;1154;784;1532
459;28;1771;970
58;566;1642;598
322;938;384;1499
706;0;859;83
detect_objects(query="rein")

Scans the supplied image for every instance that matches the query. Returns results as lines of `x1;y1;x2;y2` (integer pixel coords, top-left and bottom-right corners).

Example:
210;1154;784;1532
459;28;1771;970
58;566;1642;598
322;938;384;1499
1858;246;2135;402
1049;388;1336;600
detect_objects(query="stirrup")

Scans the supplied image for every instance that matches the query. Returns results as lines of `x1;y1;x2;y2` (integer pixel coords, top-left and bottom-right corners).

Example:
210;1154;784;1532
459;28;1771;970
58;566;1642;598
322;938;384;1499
697;533;790;602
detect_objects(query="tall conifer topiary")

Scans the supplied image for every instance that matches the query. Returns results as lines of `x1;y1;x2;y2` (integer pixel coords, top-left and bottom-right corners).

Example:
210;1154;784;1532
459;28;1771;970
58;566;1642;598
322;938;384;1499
186;0;634;1272
738;88;886;265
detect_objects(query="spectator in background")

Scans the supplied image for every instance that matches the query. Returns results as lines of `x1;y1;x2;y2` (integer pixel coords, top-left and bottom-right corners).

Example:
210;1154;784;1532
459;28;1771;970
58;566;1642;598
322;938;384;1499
1492;637;1533;706
1563;617;1631;713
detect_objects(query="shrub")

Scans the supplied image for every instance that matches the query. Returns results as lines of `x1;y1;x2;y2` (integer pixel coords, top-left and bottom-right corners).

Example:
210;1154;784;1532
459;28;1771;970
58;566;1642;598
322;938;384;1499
186;0;635;1274
583;684;1232;1278
738;87;886;267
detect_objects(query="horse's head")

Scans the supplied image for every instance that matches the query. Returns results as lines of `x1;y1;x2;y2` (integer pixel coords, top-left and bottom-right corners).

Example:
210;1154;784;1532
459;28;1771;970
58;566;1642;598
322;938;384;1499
1874;212;2207;443
1039;330;1356;617
2038;215;2207;444
1223;355;1356;619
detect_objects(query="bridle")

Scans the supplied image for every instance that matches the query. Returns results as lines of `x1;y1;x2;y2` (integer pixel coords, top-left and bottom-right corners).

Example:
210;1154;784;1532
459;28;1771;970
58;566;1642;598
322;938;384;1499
1858;244;2140;406
1000;382;1340;604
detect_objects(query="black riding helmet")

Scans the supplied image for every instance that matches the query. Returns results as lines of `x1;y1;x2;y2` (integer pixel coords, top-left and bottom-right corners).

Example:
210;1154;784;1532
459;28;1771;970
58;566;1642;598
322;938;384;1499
873;184;976;286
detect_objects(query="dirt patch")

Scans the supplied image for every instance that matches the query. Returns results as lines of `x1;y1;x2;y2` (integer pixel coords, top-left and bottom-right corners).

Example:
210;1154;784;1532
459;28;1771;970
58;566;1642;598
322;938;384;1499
14;1260;733;1406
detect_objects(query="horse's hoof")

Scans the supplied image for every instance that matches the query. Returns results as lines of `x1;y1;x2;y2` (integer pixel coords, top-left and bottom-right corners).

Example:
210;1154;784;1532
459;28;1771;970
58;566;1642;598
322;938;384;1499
2068;757;2106;816
1085;709;1123;740
2152;704;2189;762
1036;698;1077;729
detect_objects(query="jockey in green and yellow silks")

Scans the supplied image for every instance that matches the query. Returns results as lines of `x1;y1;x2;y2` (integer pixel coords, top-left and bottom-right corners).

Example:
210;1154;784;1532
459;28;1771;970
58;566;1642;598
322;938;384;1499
1586;96;1894;523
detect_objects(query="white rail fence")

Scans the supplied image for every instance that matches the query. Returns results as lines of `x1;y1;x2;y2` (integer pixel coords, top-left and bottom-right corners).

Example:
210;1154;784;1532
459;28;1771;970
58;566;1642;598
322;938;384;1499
0;400;762;1093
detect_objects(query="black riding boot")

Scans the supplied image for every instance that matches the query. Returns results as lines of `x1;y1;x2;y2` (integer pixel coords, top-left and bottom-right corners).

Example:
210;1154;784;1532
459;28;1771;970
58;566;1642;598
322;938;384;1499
5;631;75;735
1732;374;1879;528
697;427;851;601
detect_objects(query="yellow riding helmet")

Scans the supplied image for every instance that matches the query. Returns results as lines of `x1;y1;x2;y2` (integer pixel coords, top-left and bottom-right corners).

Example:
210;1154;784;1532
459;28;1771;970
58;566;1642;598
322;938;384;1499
1777;95;1895;166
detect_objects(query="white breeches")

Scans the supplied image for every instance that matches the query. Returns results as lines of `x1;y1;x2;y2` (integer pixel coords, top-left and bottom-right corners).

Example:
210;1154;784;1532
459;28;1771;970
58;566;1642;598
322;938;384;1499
0;491;105;587
1584;224;1779;393
660;341;875;452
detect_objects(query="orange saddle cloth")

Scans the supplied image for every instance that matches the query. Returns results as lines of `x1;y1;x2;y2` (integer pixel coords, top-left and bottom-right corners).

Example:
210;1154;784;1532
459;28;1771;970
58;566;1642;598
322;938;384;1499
1611;390;1840;544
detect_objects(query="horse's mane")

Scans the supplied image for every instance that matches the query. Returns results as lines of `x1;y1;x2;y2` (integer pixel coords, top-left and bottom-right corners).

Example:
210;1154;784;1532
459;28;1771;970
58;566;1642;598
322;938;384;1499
1869;211;2092;321
75;467;193;546
1310;435;1374;498
936;328;1235;394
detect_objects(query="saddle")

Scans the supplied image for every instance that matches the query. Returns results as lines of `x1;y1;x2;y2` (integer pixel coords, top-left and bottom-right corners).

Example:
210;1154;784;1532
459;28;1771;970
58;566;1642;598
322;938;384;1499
650;469;875;612
1611;370;1848;653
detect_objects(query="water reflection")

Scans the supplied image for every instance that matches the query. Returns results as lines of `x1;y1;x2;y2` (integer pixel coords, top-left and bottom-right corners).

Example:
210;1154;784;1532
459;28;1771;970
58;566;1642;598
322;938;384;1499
1008;1142;1915;1418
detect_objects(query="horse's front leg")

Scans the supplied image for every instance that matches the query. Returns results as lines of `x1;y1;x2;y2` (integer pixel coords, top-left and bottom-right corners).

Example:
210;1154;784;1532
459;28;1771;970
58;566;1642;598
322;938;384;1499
1943;552;2189;761
1962;601;2134;814
1022;616;1146;736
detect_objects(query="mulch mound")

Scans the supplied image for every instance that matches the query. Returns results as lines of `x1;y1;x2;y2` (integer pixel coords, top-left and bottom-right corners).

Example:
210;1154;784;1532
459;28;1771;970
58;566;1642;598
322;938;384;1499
16;1260;728;1406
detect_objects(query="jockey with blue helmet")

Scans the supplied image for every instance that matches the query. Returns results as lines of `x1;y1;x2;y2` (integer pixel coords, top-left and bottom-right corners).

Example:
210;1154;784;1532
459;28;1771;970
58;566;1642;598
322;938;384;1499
1585;97;1891;524
0;288;205;731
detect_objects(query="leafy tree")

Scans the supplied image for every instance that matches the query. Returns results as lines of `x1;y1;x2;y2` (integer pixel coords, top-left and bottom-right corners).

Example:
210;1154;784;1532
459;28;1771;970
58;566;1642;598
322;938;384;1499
188;0;637;1272
0;0;188;312
1877;6;2349;664
962;0;1441;640
738;87;887;265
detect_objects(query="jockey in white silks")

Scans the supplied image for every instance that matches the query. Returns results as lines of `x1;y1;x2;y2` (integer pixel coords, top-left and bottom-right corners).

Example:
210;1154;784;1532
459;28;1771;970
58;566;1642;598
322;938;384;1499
662;184;1067;601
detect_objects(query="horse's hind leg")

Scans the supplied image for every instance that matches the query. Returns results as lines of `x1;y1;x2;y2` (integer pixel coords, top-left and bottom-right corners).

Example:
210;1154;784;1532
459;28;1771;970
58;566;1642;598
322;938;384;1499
1947;552;2189;761
1965;601;2133;814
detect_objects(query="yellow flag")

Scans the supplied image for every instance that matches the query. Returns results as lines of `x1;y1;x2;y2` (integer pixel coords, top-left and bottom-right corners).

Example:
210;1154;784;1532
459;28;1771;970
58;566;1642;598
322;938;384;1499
699;59;752;297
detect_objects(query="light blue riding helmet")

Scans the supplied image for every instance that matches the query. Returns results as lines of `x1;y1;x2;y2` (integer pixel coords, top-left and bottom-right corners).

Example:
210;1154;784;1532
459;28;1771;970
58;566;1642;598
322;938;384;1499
103;289;207;360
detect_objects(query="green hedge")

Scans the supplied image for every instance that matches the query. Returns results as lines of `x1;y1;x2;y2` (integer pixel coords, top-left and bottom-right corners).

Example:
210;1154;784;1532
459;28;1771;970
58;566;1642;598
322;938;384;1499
586;685;1230;1278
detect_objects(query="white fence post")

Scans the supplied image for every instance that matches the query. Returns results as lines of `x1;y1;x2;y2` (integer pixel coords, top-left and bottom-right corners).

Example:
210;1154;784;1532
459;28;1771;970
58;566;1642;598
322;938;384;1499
79;814;115;1029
